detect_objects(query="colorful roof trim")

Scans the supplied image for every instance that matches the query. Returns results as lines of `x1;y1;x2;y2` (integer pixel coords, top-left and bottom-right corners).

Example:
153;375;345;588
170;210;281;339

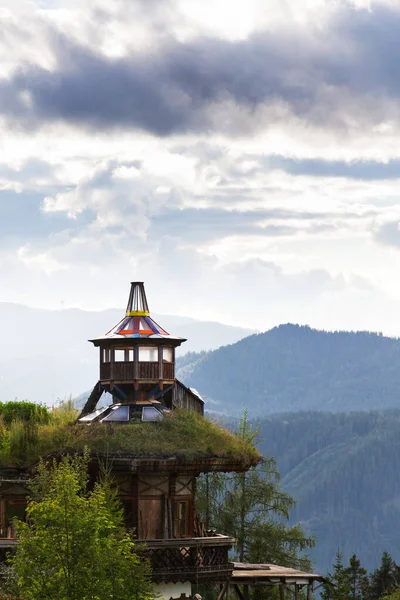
106;315;169;338
89;282;185;342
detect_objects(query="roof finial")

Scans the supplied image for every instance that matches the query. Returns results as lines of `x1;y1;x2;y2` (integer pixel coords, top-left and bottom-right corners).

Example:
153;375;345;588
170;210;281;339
126;282;150;317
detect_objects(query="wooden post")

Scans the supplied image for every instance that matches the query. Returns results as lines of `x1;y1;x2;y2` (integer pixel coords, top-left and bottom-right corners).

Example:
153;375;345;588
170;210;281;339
217;583;229;600
294;585;299;600
232;584;245;600
279;585;285;600
134;345;139;385
159;346;164;382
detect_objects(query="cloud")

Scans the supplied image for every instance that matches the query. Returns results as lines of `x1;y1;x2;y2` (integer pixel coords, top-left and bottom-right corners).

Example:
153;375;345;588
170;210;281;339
1;4;400;139
373;220;400;247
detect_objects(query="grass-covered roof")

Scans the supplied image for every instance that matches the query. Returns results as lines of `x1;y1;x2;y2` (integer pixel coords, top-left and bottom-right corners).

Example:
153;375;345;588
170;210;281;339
0;402;261;470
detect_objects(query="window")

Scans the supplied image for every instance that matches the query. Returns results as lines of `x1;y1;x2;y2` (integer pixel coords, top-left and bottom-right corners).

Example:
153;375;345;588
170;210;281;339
172;500;189;538
114;349;125;362
101;405;130;422
138;346;158;362
163;347;173;362
142;407;163;422
79;406;109;422
103;348;110;363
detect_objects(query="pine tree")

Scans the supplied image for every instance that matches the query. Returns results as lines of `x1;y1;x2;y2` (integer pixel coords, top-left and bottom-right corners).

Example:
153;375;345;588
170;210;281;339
345;554;369;600
369;551;399;600
196;411;314;570
321;552;352;600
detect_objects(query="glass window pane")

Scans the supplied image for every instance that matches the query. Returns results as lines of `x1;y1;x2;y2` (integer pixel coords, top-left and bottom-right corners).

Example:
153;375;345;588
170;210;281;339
114;349;125;362
163;347;173;362
103;349;110;363
102;405;130;422
139;346;158;362
79;406;109;422
142;407;163;422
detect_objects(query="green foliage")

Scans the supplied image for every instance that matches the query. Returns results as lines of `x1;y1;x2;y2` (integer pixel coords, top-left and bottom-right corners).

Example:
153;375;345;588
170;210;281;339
178;324;400;415
0;403;261;468
321;551;400;600
0;402;50;426
196;412;314;572
369;552;399;600
7;452;153;600
321;552;354;600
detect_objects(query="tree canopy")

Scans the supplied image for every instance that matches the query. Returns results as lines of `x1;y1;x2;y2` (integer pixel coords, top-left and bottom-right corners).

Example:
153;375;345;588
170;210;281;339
2;452;153;600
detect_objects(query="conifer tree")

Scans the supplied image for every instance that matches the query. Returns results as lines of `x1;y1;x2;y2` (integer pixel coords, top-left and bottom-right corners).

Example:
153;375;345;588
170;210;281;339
345;554;369;600
368;551;399;600
196;411;314;570
321;552;352;600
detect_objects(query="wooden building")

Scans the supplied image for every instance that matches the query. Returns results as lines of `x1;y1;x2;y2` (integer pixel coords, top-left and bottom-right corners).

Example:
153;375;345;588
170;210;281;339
0;282;324;600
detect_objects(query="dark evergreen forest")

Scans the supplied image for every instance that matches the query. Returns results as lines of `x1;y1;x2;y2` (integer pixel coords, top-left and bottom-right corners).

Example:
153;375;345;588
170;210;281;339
177;324;400;414
253;411;400;573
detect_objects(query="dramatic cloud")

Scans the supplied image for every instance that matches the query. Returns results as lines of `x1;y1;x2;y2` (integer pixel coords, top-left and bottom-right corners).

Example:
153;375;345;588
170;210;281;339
1;3;400;144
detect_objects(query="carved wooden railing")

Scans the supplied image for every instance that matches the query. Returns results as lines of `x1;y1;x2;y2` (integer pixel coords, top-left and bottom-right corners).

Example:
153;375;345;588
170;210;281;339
142;535;235;582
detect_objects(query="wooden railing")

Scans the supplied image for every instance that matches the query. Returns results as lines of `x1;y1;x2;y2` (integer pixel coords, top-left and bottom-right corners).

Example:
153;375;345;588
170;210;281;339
143;535;235;582
0;527;16;540
100;362;175;381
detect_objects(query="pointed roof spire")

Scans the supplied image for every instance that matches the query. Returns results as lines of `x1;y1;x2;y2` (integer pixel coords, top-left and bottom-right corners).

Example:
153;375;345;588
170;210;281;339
89;281;186;345
126;282;150;317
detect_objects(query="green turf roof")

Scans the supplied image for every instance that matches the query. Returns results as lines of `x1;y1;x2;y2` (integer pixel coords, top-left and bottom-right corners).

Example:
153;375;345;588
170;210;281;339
0;406;262;470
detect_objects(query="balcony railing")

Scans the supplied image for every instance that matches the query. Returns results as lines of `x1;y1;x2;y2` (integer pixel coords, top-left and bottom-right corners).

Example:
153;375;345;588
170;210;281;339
142;535;235;582
100;362;174;381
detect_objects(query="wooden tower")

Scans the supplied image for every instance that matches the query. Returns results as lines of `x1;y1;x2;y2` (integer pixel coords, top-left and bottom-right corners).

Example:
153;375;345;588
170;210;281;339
81;281;202;419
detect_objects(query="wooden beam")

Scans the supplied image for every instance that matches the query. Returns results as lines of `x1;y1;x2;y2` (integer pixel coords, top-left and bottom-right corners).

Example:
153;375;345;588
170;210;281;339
217;583;229;600
79;381;103;417
233;584;245;600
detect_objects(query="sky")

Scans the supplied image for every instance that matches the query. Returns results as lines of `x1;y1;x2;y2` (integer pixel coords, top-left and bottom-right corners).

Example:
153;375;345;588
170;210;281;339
3;0;400;333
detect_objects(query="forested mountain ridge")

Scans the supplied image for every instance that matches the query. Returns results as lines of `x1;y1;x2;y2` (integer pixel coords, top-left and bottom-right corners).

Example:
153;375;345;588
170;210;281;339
254;410;400;572
178;324;400;414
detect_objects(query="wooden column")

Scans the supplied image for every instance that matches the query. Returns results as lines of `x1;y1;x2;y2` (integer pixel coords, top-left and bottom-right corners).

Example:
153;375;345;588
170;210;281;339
133;346;139;389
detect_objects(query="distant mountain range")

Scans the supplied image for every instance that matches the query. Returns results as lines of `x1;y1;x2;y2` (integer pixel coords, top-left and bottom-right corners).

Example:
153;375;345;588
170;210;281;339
177;324;400;414
0;302;254;405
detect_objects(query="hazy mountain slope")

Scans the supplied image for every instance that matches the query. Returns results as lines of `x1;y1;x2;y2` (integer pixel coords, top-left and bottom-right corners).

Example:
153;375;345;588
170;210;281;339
256;411;400;573
179;324;400;414
0;302;254;404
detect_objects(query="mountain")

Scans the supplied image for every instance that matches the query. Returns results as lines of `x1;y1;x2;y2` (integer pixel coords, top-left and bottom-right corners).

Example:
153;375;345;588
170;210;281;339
0;302;254;405
178;324;400;414
255;410;400;573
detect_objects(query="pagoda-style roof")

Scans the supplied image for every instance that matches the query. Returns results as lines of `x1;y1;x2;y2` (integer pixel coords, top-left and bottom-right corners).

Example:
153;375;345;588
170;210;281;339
90;282;186;345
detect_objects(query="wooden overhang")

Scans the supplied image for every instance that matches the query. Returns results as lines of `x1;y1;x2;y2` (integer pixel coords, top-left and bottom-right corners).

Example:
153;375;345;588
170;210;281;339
87;456;259;474
228;562;326;586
